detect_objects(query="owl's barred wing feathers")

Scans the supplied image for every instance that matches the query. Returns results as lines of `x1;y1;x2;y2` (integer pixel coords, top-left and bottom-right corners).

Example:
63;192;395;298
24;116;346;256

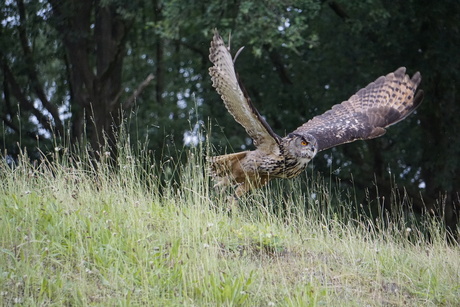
207;29;424;197
293;67;424;151
209;30;281;153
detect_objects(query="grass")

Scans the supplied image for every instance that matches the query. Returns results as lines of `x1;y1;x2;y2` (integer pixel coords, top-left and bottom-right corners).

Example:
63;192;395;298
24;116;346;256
0;141;459;306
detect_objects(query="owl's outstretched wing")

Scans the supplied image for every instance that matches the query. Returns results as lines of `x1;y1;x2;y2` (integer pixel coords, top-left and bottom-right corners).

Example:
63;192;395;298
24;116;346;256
209;30;281;153
293;67;424;152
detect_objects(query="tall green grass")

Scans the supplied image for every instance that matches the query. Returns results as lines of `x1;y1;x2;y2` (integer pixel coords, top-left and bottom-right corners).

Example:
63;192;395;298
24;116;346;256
1;137;459;306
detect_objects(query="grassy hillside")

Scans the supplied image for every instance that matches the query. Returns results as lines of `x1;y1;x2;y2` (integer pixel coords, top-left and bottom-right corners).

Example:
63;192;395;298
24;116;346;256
1;144;459;306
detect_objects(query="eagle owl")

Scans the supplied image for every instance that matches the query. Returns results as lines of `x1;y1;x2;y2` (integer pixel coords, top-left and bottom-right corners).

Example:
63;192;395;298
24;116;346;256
208;30;424;197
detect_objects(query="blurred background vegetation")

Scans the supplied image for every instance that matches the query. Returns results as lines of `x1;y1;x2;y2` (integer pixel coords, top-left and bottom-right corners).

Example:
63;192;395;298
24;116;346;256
1;0;459;235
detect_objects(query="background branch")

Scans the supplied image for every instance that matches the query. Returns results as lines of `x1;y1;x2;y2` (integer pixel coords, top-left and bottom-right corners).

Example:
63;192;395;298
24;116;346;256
123;73;155;109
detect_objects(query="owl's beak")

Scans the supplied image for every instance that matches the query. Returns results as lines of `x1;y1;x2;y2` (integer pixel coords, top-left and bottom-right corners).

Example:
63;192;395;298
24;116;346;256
306;146;317;159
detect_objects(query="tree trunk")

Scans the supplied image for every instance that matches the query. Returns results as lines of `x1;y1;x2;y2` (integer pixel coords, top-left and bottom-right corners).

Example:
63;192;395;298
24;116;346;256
153;0;164;106
48;0;134;157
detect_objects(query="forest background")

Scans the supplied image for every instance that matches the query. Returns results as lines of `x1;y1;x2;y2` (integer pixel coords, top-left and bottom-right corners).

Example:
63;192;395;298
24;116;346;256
1;0;459;233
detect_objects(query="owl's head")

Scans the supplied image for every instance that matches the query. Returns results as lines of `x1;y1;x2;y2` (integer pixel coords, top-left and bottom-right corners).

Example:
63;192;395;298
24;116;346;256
283;133;318;161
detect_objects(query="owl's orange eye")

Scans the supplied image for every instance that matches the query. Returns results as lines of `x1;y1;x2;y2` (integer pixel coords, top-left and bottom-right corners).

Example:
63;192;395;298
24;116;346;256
301;141;308;146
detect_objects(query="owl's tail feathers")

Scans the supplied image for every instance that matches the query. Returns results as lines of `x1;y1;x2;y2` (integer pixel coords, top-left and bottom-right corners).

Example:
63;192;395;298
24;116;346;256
207;151;248;189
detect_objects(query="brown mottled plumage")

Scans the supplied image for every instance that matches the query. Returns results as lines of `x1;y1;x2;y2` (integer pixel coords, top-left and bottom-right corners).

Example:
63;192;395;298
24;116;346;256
208;29;424;197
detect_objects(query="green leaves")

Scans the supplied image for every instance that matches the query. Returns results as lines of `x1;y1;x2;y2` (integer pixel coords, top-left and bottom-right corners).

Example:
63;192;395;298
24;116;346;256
205;271;254;306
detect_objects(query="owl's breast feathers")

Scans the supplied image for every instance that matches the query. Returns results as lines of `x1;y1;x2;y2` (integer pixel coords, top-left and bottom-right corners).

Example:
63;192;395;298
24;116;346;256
208;148;310;196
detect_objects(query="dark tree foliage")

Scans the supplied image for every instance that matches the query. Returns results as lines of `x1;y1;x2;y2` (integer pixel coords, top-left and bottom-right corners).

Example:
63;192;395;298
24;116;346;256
0;0;459;233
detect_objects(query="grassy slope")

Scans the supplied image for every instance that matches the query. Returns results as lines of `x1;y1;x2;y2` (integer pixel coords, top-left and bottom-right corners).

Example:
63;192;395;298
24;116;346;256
0;147;459;306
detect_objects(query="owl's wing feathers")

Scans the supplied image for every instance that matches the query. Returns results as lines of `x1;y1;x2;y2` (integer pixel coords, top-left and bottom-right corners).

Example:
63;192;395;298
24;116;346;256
293;67;424;152
209;30;281;153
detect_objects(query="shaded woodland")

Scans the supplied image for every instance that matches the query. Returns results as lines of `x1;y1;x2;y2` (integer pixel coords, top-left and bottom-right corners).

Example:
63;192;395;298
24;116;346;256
1;1;459;234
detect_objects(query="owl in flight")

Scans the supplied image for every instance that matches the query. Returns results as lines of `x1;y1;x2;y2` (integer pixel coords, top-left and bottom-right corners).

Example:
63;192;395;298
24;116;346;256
208;30;423;197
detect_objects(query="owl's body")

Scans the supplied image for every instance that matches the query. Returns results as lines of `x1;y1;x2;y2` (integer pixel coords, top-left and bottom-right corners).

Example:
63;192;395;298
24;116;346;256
208;30;423;197
210;133;317;196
